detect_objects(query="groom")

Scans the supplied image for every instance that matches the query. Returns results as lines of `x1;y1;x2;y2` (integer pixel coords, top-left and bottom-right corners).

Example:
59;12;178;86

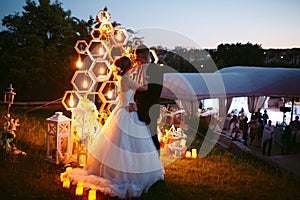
130;44;164;153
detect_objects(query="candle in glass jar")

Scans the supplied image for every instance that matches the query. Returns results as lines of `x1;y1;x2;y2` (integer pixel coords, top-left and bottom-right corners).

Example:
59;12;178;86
185;151;191;158
192;148;197;158
63;177;70;189
60;172;66;182
88;187;97;200
75;181;84;196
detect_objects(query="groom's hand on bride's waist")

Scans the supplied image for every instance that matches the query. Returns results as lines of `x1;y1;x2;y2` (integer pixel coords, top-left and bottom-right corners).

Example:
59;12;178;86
126;103;138;112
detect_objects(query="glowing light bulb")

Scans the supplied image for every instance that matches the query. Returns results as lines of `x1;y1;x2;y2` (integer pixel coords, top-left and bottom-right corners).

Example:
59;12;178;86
99;67;105;75
83;80;88;89
99;46;104;56
76;55;83;68
69;94;74;107
115;32;122;42
107;89;113;99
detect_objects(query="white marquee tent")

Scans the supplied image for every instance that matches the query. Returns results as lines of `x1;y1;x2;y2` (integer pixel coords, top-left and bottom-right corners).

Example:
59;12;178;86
162;66;300;99
161;66;300;117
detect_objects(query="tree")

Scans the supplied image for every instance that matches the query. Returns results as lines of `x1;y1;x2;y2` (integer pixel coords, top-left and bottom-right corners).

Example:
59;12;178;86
212;42;265;69
0;0;93;100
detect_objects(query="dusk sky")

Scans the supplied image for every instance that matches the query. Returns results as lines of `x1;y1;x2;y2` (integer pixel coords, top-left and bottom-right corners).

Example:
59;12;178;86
1;0;300;49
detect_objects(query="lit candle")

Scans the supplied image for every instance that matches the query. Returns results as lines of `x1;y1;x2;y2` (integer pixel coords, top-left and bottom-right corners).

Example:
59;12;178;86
60;172;66;182
192;148;197;159
66;167;72;172
88;187;97;200
185;151;191;158
76;55;83;68
63;177;70;189
75;181;84;196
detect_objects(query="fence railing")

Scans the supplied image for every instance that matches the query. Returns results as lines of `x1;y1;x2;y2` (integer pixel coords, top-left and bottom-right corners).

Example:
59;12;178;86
0;100;63;109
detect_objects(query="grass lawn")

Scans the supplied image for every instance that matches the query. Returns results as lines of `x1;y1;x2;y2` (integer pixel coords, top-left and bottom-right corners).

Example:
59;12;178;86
1;107;300;199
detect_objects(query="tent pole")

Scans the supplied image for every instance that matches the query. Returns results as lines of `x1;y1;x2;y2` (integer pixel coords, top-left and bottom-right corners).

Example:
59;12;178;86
291;97;295;123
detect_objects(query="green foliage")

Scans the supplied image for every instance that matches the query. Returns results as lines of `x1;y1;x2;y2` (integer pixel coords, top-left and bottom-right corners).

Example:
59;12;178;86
0;0;92;101
212;42;265;68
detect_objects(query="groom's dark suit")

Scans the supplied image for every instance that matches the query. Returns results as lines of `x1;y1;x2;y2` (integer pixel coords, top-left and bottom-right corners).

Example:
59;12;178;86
134;63;163;151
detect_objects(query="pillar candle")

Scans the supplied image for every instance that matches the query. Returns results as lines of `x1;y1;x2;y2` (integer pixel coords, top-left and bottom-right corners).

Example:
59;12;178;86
185;151;191;158
88;188;97;200
192;148;197;158
75;181;84;196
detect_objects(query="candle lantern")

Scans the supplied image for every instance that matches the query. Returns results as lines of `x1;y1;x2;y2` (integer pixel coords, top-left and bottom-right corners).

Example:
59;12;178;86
46;112;71;164
77;141;88;167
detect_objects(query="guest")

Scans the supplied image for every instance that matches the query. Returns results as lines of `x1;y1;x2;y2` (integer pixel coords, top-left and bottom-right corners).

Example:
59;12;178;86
229;115;239;134
290;116;300;143
262;120;275;156
255;108;263;124
249;117;258;146
231;126;242;141
262;109;269;126
240;117;249;145
239;107;246;120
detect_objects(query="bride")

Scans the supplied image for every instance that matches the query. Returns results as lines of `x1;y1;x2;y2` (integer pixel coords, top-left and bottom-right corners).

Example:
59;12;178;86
67;56;164;199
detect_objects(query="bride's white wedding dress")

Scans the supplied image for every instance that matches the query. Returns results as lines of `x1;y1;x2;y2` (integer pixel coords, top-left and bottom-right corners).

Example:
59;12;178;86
67;75;164;199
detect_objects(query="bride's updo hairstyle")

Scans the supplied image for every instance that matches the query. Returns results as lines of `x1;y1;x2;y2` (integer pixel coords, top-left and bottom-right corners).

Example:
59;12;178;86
114;56;132;76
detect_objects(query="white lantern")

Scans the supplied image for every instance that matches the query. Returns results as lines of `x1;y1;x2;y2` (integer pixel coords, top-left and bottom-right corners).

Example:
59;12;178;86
3;83;16;114
46;112;71;164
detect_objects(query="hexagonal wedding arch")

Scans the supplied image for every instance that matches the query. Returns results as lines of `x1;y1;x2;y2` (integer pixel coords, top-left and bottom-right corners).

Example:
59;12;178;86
62;9;132;115
61;8;161;166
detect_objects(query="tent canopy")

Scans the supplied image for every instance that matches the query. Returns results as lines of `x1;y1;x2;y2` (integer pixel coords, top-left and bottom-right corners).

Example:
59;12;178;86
161;66;300;100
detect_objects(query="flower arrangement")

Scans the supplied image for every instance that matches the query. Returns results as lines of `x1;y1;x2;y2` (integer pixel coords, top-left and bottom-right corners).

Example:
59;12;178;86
73;96;100;141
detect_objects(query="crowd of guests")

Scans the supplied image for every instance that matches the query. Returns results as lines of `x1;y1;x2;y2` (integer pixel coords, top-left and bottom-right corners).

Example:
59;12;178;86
223;107;300;156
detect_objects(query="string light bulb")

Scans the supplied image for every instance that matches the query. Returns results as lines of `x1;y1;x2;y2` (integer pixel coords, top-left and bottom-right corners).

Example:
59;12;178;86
107;89;114;99
99;46;104;56
76;54;83;68
83;80;88;89
115;31;122;42
82;73;89;89
99;66;105;75
69;93;74;107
